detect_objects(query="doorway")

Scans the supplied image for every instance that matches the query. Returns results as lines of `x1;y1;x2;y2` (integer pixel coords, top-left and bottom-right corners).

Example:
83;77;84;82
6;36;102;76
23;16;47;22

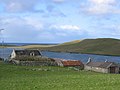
110;67;116;73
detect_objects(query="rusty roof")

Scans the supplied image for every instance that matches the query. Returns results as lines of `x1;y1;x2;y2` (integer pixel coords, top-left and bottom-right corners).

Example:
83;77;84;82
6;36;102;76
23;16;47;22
62;60;83;66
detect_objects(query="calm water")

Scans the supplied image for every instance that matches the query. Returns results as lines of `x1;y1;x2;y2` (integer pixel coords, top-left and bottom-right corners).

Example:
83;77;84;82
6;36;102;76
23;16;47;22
42;51;120;63
2;43;58;46
1;48;120;63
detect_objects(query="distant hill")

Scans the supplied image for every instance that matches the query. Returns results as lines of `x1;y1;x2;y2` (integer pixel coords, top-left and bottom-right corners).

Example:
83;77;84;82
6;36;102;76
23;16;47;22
39;38;120;56
59;40;81;46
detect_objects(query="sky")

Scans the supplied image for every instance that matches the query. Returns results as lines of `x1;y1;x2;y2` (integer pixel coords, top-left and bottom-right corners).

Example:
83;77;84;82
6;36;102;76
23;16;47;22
0;0;120;43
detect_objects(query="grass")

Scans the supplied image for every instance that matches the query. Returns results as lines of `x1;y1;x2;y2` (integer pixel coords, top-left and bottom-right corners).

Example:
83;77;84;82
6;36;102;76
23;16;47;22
59;40;81;46
0;62;120;90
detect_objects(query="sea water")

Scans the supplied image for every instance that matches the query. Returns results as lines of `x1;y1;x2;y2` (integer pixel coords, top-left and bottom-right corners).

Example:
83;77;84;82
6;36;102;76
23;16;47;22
1;48;120;63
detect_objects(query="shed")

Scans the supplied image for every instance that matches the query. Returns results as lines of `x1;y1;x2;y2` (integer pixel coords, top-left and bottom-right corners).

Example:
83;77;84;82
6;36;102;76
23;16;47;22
53;58;84;69
10;49;42;59
84;58;119;74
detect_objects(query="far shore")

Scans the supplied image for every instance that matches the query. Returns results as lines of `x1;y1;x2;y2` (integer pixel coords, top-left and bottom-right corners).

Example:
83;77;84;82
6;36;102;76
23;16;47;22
3;44;57;49
0;41;120;57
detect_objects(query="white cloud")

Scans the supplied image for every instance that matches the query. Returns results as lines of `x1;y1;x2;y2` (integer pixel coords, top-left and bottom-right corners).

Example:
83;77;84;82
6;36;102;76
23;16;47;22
89;0;115;14
24;17;44;30
6;2;23;12
0;0;39;13
0;16;44;42
52;0;65;3
83;0;120;14
50;24;80;30
49;24;85;38
0;16;25;26
90;0;115;4
45;5;66;17
0;16;44;30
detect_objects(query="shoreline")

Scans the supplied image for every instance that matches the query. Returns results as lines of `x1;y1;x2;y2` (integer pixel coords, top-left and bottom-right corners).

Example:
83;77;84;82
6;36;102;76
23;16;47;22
1;45;120;57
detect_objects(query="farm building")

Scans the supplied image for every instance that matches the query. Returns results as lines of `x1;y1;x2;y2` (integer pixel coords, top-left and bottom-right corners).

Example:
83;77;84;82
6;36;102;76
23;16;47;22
53;58;84;69
61;60;83;67
9;49;57;66
84;58;119;74
53;58;64;66
10;49;42;59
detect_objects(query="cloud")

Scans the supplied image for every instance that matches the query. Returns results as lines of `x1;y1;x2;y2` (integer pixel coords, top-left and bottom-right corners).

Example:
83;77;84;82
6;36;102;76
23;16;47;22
49;24;80;30
0;16;44;30
81;0;120;15
90;0;115;4
0;16;83;43
0;0;66;17
45;5;66;17
0;0;40;13
48;24;86;39
89;0;115;14
0;16;44;42
24;17;44;30
52;0;65;3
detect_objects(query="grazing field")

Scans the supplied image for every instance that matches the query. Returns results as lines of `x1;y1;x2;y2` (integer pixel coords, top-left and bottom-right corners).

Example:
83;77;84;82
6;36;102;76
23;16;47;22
0;62;120;90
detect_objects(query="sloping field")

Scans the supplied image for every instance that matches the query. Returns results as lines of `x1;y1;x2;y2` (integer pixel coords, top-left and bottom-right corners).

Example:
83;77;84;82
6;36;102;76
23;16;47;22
0;62;120;90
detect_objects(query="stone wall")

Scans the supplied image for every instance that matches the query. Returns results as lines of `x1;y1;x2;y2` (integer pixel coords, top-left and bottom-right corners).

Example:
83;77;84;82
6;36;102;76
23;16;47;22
84;65;108;73
11;60;57;66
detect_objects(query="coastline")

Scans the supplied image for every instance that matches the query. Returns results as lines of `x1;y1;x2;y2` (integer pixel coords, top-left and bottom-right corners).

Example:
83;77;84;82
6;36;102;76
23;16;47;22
2;43;120;57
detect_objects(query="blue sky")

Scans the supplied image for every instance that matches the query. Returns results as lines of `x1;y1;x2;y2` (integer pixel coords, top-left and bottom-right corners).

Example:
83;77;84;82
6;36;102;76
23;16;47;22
0;0;120;43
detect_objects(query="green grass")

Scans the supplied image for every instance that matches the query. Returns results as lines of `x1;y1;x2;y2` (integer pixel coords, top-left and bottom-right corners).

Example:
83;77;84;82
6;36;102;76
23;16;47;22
0;62;120;90
59;40;81;46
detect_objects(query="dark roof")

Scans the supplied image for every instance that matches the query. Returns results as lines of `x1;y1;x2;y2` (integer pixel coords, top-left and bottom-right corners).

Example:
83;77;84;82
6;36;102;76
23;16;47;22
86;61;118;68
62;60;83;67
14;50;41;56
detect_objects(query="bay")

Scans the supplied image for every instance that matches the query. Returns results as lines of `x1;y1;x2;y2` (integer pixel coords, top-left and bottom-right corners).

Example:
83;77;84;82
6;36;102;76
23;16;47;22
42;51;120;63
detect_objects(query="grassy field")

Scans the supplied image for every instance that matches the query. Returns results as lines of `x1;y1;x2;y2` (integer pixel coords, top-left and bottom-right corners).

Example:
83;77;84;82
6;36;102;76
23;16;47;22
0;62;120;90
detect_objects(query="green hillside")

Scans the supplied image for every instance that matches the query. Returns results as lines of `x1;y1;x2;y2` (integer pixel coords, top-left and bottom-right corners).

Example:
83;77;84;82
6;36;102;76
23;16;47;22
39;38;120;56
59;40;81;45
1;62;120;90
